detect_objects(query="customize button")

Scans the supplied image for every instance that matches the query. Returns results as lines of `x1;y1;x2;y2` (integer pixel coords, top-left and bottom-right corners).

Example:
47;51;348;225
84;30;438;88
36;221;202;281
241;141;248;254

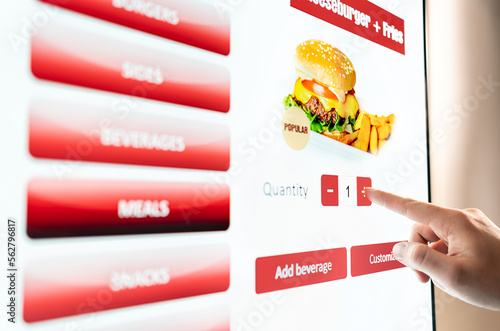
255;248;347;294
351;241;406;277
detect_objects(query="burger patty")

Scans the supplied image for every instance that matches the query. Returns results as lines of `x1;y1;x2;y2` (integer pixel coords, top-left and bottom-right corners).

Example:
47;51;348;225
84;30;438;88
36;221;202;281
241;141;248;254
303;96;337;124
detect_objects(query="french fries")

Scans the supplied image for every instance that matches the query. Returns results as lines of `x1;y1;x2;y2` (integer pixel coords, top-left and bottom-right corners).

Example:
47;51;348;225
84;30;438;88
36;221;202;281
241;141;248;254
352;114;370;152
340;131;359;145
351;112;394;154
377;124;391;140
321;110;394;154
369;126;378;155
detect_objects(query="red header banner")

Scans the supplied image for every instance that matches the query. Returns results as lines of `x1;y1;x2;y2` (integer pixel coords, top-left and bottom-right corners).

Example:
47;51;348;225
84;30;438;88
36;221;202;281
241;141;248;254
291;0;405;55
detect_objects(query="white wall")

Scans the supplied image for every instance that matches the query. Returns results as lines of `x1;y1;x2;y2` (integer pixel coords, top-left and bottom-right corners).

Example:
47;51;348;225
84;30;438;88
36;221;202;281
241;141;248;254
426;0;500;329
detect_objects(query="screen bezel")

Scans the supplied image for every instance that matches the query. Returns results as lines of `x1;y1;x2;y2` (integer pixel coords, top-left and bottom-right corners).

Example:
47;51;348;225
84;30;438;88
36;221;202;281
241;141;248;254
422;0;437;329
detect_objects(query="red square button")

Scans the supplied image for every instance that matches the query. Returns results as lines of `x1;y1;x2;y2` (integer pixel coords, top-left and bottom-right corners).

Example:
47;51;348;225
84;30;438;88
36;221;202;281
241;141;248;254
321;175;339;206
356;177;372;206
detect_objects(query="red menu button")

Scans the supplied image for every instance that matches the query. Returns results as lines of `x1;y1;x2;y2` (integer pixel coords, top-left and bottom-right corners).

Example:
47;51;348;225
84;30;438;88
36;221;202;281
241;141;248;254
27;179;230;238
31;18;230;113
39;0;231;55
255;248;347;294
351;241;406;277
24;244;230;322
29;99;230;171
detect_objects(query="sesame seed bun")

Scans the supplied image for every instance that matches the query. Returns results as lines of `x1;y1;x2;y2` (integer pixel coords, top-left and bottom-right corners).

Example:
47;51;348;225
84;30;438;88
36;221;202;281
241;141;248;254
294;39;356;103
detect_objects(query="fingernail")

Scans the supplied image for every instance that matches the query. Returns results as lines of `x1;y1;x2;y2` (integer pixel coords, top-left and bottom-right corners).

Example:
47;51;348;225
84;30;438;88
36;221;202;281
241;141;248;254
393;242;407;261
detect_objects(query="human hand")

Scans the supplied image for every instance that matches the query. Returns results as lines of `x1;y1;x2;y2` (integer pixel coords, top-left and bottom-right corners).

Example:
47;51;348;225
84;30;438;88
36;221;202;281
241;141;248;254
365;187;500;311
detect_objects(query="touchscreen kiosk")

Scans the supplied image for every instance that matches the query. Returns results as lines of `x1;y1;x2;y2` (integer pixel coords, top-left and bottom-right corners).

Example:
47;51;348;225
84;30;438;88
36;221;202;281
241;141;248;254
0;0;433;330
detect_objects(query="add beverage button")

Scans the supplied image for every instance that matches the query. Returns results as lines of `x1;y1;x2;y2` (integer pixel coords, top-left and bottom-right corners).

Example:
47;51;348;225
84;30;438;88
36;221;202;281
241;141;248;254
255;248;347;294
351;241;406;277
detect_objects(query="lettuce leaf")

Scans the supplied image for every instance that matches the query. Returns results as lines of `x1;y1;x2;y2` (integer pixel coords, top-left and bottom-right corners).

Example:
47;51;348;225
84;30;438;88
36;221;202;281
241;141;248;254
283;94;354;134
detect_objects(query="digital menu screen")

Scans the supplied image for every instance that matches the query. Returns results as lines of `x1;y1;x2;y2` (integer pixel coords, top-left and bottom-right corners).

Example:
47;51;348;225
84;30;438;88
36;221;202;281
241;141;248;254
0;0;433;330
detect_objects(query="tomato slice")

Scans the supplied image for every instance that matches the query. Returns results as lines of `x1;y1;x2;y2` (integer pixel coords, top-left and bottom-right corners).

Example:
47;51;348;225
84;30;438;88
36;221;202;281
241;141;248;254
301;79;338;100
301;80;355;99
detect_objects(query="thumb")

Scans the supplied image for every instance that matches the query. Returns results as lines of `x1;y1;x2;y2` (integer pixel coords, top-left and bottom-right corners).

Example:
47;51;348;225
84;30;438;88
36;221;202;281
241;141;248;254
393;242;453;283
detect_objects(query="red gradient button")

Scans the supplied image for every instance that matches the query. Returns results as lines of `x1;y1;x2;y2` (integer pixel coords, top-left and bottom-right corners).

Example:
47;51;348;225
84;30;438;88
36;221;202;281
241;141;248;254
351;241;406;277
39;0;231;55
255;248;347;294
31;18;230;112
29;99;230;171
27;178;230;238
23;244;230;323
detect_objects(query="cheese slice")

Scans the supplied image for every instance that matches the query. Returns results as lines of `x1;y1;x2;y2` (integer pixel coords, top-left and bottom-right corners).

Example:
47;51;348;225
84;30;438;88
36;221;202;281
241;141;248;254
293;78;359;119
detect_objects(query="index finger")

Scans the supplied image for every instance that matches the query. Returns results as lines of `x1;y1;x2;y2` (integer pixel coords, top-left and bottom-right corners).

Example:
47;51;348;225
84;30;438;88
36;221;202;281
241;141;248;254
365;187;447;227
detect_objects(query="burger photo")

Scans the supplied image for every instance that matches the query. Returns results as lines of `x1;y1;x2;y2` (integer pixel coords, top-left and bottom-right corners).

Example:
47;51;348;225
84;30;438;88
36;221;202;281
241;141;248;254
283;39;394;154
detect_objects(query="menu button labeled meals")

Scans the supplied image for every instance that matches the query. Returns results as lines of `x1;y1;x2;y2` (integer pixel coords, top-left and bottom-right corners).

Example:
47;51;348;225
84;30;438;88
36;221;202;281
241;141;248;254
117;199;170;219
27;179;230;238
